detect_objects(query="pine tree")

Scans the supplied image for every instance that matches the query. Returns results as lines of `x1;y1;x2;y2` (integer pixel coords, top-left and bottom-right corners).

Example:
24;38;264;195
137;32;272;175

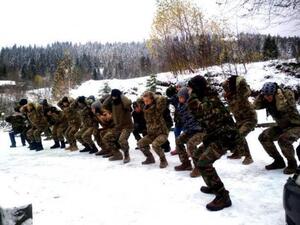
52;55;73;101
263;35;279;59
146;74;157;92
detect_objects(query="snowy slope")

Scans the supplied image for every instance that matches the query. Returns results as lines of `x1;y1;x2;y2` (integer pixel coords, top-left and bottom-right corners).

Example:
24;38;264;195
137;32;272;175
0;127;295;225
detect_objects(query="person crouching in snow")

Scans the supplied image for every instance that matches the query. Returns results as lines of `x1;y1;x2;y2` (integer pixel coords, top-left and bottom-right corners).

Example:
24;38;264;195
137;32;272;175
137;91;169;168
173;87;205;175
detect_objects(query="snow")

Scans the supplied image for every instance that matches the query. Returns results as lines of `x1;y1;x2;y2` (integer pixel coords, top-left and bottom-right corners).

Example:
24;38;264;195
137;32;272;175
1;59;299;224
0;80;16;86
0;126;297;225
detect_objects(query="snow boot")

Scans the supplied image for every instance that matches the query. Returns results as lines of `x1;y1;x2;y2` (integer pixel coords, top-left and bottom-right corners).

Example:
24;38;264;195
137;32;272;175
206;190;232;211
141;149;155;165
79;144;91;153
159;156;168;169
102;150;113;158
283;159;297;175
265;157;286;170
174;160;192;171
60;141;65;149
35;142;44;151
29;141;37;150
50;140;60;149
200;186;215;194
242;156;254;165
123;150;130;164
109;149;123;161
89;144;98;154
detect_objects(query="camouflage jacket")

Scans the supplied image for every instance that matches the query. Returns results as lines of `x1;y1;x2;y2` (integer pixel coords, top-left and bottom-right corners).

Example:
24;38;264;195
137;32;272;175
5;112;27;133
58;97;81;125
254;88;300;129
225;77;257;126
143;95;169;136
20;103;48;128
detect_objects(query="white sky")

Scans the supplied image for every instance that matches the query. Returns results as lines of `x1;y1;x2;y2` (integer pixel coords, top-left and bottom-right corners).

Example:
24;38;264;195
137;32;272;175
0;0;299;47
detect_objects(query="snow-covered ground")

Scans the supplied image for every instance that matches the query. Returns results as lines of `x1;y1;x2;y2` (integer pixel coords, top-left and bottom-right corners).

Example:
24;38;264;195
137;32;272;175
0;118;298;225
1;59;299;224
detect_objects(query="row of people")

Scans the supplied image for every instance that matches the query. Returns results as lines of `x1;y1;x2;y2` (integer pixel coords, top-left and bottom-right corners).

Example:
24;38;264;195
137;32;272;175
5;75;300;211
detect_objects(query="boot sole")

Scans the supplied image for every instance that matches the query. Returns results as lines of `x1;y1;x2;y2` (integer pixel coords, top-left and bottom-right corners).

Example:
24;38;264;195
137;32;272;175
206;201;232;211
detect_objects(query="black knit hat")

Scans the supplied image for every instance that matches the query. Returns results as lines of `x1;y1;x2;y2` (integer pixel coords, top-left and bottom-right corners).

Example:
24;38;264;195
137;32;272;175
188;75;207;98
19;98;28;106
111;89;122;98
77;96;86;104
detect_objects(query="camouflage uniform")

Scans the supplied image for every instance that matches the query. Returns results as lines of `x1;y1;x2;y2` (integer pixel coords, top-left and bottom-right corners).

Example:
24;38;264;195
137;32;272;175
21;103;49;143
48;110;67;142
223;76;257;164
58;97;81;149
137;94;169;168
254;87;300;173
103;93;133;162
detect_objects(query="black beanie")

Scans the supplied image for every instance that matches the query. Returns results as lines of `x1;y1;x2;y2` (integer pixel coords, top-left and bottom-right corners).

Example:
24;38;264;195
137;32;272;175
19;99;28;106
111;89;122;98
77;96;86;104
188;75;207;98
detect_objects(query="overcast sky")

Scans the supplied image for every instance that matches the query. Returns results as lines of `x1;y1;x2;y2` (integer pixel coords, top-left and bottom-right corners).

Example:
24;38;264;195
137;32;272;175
0;0;299;47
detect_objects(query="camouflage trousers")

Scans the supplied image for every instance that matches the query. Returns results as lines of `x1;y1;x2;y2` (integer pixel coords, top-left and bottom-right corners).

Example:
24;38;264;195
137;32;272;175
26;125;49;142
197;142;227;194
176;132;205;164
137;134;168;158
93;128;103;149
232;120;257;157
258;126;300;161
52;123;67;142
65;122;80;145
101;128;120;153
115;128;133;152
75;126;95;147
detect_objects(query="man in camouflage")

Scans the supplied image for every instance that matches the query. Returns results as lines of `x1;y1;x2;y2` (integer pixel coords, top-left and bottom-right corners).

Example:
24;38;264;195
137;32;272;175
103;89;133;163
222;75;257;165
44;106;68;149
73;96;99;154
173;87;205;176
58;96;81;151
188;75;241;211
254;82;300;174
20;102;49;151
137;91;169;168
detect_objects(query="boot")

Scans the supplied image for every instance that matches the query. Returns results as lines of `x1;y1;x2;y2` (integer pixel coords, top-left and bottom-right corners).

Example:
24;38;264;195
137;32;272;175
95;149;109;156
102;151;113;158
174;160;192;171
200;186;215;194
35;142;44;151
141;149;155;165
79;144;91;153
170;149;178;156
123;150;130;164
50;140;60;149
190;167;201;178
265;157;286;170
283;159;297;175
29;141;37;150
159;156;168;169
242;156;254;165
206;190;232;211
109;150;123;161
69;143;79;152
60;141;65;149
89;144;98;154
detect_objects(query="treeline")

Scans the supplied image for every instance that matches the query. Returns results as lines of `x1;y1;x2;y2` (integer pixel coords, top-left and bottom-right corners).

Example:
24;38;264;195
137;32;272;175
0;34;299;88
